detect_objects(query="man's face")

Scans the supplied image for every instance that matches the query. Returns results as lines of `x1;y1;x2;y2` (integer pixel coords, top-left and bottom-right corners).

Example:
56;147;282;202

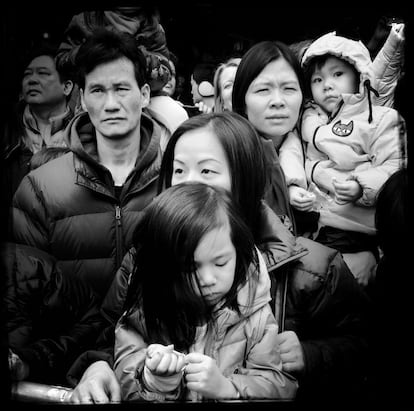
81;57;150;140
22;55;69;107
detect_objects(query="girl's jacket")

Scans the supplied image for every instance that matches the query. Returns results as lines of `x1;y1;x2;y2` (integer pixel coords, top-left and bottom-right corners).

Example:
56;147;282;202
68;202;370;400
2;242;104;384
300;32;407;234
113;249;298;401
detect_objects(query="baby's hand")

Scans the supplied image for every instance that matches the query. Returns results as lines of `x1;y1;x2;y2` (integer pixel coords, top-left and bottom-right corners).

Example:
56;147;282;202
391;23;405;40
289;185;315;212
145;344;186;376
332;178;362;204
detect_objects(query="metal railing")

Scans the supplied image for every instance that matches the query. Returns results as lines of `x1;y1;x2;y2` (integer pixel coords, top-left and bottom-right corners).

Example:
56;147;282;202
11;381;73;403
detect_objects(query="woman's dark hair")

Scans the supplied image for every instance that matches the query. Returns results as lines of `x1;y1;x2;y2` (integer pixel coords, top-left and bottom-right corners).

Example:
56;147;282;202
75;28;147;90
158;112;267;240
123;182;258;351
232;40;305;118
303;54;360;99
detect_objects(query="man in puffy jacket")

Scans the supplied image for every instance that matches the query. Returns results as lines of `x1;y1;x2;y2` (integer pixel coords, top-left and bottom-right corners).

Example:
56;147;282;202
8;28;163;385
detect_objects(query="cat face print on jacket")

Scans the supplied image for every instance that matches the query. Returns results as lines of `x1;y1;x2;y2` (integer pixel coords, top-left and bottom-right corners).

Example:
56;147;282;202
332;119;353;136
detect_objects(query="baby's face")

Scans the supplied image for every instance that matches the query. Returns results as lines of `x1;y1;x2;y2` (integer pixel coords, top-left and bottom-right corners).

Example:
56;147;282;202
310;56;359;113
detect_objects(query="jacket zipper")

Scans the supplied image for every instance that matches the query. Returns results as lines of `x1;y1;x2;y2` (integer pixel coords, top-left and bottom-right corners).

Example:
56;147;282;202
115;205;123;268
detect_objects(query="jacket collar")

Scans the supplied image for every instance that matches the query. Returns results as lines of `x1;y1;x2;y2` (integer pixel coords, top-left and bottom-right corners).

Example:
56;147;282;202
66;112;161;196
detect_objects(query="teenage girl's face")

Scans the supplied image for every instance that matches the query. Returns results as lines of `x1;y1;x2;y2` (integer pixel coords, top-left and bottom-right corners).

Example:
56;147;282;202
245;57;303;140
219;65;238;111
171;128;232;191
310;56;359;113
193;224;236;306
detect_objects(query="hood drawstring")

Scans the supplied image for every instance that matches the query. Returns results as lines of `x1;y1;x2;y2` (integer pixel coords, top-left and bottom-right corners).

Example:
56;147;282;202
364;79;379;123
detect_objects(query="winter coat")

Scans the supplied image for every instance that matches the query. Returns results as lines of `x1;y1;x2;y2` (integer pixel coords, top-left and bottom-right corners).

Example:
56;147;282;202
68;201;369;401
2;242;104;384
301;32;407;235
2;100;74;205
11;110;162;299
113;249;298;401
372;25;405;108
145;95;188;152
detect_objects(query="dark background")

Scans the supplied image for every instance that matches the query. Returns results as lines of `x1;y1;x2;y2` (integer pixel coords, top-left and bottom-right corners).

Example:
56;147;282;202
1;4;410;112
0;3;411;406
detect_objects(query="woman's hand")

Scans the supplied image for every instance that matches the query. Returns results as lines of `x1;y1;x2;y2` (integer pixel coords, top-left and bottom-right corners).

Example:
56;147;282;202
68;360;121;404
275;331;305;375
8;350;29;381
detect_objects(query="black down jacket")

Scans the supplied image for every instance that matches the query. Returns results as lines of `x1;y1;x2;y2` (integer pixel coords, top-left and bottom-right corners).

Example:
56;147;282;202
10;111;162;299
2;242;104;384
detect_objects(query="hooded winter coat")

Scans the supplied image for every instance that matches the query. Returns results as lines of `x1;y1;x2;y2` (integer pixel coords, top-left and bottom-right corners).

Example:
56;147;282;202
113;249;298;401
300;32;407;235
11;110;163;299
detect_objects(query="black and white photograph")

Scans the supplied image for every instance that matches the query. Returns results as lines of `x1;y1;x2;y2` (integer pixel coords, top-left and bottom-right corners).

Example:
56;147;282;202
1;3;410;410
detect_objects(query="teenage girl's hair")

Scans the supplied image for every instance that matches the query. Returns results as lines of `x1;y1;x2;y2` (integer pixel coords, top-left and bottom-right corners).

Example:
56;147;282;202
232;40;305;117
158;112;267;240
75;28;147;90
123;182;258;351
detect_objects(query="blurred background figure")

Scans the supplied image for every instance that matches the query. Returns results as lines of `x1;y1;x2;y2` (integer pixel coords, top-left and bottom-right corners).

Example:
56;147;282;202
213;57;241;112
189;62;216;115
1;43;74;207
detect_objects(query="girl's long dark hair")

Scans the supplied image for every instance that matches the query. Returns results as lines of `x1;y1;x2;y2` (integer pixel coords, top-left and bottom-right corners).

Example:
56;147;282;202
123;182;258;351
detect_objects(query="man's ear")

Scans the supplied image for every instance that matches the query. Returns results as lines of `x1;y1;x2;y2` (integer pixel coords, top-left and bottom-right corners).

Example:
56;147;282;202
80;89;87;112
141;83;151;108
63;80;74;97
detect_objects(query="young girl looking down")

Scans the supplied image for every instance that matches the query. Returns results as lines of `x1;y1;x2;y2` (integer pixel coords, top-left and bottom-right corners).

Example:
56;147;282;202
113;182;298;401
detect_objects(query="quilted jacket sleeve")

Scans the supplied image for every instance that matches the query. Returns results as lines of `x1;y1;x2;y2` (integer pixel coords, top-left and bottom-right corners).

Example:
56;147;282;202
371;24;405;108
11;174;49;251
351;109;407;206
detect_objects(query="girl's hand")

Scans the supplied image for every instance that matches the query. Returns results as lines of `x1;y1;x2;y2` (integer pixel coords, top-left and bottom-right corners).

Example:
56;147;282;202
145;344;186;376
332;178;362;204
184;352;238;399
289;185;315;211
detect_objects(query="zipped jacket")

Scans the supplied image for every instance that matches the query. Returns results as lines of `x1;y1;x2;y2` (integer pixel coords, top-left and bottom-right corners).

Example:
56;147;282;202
301;32;407;234
11;111;162;298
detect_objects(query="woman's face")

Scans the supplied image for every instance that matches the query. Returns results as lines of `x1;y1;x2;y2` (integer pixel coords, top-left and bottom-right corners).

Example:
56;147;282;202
219;65;238;111
171;127;232;191
245;57;303;140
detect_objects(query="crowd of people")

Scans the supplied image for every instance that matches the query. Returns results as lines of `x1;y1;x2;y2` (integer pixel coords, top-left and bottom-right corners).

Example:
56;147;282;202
1;5;409;408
